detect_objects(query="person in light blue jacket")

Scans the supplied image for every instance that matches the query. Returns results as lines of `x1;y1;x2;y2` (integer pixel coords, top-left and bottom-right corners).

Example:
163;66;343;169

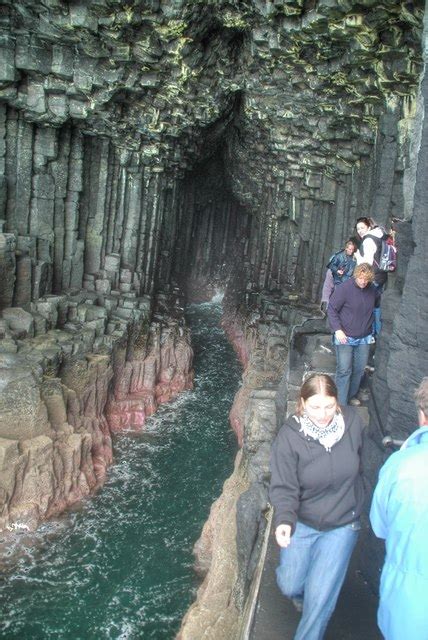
370;377;428;640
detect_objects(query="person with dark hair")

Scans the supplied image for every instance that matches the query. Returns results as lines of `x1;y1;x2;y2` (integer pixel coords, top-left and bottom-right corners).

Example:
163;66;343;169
370;377;428;640
354;217;387;289
327;263;381;406
270;373;366;640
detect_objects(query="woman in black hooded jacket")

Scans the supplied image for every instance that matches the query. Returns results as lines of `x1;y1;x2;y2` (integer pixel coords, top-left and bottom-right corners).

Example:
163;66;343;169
269;373;365;640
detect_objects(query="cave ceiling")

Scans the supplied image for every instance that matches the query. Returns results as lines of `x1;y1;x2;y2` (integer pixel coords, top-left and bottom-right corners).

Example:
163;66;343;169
0;0;424;209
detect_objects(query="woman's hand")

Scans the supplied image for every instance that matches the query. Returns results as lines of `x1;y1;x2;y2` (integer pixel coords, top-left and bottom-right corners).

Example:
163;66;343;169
275;524;292;548
335;329;348;344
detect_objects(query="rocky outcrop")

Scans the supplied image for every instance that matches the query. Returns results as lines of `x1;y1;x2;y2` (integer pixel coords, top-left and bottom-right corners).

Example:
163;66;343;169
0;74;197;531
106;312;193;431
0;290;193;531
222;290;306;445
177;451;249;640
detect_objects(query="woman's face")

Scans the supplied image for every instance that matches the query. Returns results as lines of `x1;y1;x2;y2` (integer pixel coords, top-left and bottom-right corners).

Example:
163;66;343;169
356;222;370;238
355;275;370;288
303;393;338;428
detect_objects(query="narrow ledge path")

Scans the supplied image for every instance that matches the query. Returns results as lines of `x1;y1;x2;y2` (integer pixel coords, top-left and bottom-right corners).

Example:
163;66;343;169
249;528;382;640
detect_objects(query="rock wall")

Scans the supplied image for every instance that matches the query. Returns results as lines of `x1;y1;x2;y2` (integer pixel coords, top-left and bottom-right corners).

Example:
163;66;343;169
178;153;251;302
0;107;195;531
1;1;425;306
0;109;182;303
0;287;193;531
359;5;428;589
0;0;427;635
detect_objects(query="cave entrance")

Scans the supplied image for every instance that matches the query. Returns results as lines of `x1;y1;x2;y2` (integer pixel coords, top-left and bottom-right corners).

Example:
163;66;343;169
177;149;250;303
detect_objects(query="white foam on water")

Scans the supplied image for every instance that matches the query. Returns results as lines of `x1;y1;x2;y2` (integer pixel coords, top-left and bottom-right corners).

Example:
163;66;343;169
0;300;241;639
116;621;134;639
211;289;224;303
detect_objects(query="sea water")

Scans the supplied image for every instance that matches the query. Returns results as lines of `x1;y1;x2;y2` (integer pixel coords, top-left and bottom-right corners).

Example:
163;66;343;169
0;302;240;639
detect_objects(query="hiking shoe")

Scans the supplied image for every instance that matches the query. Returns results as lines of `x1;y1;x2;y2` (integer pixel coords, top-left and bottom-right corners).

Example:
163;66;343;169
349;397;362;406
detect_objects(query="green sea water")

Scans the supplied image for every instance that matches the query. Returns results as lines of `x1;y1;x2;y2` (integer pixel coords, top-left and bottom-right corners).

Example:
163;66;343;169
0;302;240;639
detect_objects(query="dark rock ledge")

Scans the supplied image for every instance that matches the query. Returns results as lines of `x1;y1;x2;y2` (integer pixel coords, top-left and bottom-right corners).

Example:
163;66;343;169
0;288;193;531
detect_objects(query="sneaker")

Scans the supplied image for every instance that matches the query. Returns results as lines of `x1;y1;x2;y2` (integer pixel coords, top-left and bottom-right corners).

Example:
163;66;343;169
349;397;362;406
365;365;375;374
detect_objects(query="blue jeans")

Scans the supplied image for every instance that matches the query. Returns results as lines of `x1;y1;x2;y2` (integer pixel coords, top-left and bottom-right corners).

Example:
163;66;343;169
276;521;359;640
335;342;371;405
372;307;382;336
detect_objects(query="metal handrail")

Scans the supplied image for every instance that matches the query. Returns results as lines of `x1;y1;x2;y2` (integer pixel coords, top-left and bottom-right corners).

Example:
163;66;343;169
237;506;273;640
367;379;407;449
367;377;388;437
382;435;405;449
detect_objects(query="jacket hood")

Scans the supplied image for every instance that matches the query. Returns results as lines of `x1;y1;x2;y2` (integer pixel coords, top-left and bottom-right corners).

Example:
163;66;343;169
368;226;384;239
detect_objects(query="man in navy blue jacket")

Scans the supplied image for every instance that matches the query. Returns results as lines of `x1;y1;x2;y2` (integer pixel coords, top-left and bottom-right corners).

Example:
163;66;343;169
327;263;381;405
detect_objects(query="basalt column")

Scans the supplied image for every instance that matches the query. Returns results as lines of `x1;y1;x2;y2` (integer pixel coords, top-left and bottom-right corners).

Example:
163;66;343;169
0;114;194;530
0;1;427;636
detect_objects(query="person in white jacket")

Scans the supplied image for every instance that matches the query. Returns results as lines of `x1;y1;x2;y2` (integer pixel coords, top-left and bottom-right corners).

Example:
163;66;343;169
354;217;387;288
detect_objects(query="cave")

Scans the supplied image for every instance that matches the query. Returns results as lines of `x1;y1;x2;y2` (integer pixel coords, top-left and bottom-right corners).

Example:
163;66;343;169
0;1;428;638
172;147;250;302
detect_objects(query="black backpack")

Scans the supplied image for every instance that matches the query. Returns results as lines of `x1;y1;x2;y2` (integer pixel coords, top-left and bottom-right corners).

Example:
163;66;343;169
366;231;397;273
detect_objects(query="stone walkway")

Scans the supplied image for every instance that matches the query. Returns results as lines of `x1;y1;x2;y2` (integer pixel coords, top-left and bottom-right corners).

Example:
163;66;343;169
249;532;382;640
248;320;382;640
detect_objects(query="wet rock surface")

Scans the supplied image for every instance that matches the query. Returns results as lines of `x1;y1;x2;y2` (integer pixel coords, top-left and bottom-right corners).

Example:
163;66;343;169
0;289;193;531
0;0;427;637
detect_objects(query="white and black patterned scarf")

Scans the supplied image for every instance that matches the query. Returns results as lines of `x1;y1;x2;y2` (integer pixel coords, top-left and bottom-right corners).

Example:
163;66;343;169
298;412;345;452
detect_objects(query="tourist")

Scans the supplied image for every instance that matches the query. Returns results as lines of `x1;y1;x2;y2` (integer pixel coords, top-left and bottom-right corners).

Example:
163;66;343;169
328;239;357;286
270;373;365;640
320;267;334;313
327;263;380;406
321;239;357;312
354;217;387;289
370;377;428;640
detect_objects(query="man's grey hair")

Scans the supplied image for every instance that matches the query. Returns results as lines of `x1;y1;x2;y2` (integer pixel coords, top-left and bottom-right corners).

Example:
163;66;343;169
414;377;428;417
